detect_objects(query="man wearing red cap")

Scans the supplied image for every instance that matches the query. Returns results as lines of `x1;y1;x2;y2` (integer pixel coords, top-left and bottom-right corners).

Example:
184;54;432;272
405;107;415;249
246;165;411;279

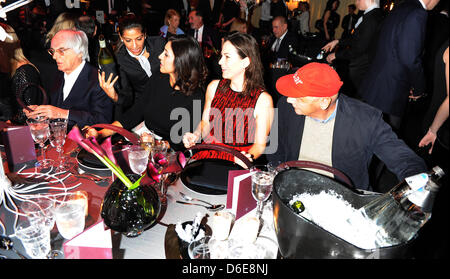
269;62;427;191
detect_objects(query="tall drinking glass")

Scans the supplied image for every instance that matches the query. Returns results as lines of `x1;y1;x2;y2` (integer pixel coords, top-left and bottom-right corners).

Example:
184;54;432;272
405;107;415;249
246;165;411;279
26;116;53;170
49;118;68;172
128;145;150;175
14;218;51;259
53;193;86;240
250;165;277;219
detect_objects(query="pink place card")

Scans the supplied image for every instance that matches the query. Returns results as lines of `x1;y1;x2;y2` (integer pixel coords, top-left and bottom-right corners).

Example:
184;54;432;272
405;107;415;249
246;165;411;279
226;170;257;220
2;126;37;171
63;221;113;259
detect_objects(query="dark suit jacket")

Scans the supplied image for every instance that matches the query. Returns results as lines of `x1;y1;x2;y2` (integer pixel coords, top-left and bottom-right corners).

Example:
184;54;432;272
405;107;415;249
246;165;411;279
268;94;427;191
335;8;384;88
50;63;114;129
341;13;359;39
187;25;221;50
197;0;223;26
268;31;299;61
115;35;166;109
359;0;428;117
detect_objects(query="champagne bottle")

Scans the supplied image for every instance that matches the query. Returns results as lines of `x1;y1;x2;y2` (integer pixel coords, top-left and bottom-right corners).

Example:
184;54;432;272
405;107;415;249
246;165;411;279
291;200;305;214
98;34;118;83
359;166;445;247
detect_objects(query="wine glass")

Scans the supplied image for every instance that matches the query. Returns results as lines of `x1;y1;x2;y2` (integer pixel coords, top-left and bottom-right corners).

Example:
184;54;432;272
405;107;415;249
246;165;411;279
26;116;53;170
150;141;170;201
49;118;68;172
128;145;150;175
250;164;277;219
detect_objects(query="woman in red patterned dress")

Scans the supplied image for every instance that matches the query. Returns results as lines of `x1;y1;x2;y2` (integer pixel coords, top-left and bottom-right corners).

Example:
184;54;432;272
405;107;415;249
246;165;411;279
183;32;274;165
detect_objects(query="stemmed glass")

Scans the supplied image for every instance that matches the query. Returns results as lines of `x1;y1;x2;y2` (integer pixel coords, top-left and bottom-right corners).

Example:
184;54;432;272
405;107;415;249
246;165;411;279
128;145;150;175
151;141;170;201
250;164;277;219
26;116;53;170
49;118;68;172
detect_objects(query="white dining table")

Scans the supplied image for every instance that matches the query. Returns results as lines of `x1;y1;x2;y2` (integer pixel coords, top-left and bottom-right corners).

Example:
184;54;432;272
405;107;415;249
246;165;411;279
115;178;279;259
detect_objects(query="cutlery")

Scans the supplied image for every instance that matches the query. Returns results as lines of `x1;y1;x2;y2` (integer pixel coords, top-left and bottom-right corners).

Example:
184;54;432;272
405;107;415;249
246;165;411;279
179;192;215;206
176;201;225;212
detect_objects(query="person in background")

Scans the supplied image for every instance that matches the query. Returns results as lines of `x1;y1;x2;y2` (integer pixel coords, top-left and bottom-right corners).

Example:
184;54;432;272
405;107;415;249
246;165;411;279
320;0;341;41
270;0;287;19
229;17;249;34
25;29;114;129
76;15;111;68
322;0;384;94
160;9;185;40
419;44;449;155
183;32;274;164
45;12;78;47
269;16;299;61
341;4;358;39
98;14;165;120
216;0;240;32
359;0;441;131
259;0;272;35
187;9;220;51
297;1;310;36
197;0;223;27
87;35;208;151
0;23;43;124
269;62;427;191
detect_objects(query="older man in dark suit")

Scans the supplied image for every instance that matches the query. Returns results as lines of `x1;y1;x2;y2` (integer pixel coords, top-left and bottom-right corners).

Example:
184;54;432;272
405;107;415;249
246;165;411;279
358;0;441;130
269;16;299;61
25;30;114;129
269;63;427;191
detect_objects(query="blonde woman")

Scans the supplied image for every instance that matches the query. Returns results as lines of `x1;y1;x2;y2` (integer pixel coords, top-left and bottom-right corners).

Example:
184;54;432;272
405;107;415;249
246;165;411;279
160;9;185;39
0;23;43;124
45;12;78;45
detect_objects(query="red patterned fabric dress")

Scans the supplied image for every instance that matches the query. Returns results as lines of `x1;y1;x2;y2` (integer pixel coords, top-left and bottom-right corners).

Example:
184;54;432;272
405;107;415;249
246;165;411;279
193;79;264;162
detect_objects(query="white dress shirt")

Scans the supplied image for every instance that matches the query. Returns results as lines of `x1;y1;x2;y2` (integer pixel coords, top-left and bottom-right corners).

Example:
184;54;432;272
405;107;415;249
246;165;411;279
354;3;379;29
272;30;287;52
63;60;85;101
195;25;204;44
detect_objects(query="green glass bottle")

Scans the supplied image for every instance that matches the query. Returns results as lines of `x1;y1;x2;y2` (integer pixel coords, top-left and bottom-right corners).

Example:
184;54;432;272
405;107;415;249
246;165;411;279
291;200;305;214
98;34;118;81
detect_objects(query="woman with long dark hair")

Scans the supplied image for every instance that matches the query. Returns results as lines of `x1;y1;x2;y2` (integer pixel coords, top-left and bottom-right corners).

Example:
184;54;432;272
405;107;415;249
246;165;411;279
321;0;341;41
89;35;207;151
183;32;274;163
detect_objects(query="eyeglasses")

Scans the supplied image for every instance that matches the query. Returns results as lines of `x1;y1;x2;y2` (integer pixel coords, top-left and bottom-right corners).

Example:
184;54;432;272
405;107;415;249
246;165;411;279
47;48;71;56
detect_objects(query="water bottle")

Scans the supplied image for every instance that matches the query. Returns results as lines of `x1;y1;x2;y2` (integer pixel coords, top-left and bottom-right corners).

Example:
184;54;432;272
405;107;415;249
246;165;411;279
359;166;445;247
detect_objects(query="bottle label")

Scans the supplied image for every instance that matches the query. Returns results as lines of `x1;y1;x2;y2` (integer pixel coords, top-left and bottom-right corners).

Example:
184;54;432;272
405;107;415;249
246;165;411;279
99;40;106;48
405;173;429;207
405;173;428;191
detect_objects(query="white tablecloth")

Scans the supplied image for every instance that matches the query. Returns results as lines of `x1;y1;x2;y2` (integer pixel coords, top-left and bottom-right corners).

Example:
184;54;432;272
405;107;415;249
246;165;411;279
117;179;278;259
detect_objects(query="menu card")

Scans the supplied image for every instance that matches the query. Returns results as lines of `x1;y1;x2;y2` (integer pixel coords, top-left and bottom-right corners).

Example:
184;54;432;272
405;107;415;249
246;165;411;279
2;126;37;172
226;170;256;220
63;221;113;259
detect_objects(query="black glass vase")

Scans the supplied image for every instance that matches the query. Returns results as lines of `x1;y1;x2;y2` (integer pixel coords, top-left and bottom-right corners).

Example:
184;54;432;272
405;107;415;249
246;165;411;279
101;174;161;237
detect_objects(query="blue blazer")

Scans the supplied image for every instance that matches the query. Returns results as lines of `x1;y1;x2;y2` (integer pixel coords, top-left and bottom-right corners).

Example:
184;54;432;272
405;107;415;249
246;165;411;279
50;62;114;129
268;94;427;191
359;0;428;117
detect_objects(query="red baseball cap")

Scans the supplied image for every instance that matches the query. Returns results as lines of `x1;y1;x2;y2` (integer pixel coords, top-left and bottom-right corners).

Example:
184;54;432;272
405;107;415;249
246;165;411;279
276;62;343;98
